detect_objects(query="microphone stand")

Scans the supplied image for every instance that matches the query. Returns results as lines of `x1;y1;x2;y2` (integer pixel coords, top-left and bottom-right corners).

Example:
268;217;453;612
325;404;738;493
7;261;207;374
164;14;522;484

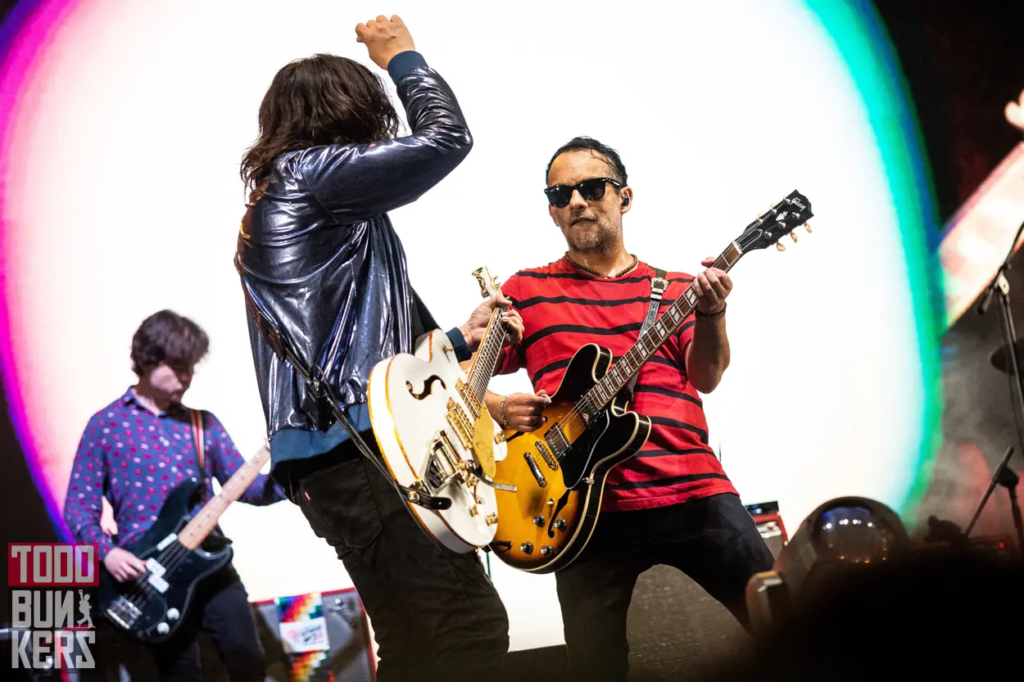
975;220;1024;553
977;219;1024;456
962;446;1024;554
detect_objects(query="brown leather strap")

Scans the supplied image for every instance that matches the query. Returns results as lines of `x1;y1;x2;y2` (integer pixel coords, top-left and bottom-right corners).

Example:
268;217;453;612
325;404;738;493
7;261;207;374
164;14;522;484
190;409;206;472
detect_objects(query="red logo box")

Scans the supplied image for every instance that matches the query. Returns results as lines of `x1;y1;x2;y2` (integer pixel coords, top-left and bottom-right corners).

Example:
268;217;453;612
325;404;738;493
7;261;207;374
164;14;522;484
8;544;99;587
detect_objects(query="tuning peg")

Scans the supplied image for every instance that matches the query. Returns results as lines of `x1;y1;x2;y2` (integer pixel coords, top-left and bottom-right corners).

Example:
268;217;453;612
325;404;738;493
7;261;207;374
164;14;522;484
805;222;812;233
790;232;798;243
776;242;786;252
471;268;488;298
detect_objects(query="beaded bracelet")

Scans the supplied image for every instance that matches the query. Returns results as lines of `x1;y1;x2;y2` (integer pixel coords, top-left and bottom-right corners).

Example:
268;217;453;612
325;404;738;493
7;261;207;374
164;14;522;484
695;301;727;320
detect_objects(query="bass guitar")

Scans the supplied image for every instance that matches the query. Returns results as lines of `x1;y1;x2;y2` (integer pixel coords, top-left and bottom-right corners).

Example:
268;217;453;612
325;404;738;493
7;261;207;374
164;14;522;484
98;444;270;642
490;190;813;572
367;267;516;552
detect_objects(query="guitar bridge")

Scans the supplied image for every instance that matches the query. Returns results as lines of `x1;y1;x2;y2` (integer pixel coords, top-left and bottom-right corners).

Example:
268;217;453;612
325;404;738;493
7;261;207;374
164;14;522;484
523;452;547;488
106;596;142;629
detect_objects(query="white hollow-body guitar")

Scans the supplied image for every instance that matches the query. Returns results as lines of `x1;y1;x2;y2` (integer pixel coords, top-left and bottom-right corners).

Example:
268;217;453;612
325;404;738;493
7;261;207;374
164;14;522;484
367;268;513;552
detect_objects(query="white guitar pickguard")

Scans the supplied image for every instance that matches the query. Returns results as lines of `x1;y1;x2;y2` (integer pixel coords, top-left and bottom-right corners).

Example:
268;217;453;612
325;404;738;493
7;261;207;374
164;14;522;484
367;330;505;552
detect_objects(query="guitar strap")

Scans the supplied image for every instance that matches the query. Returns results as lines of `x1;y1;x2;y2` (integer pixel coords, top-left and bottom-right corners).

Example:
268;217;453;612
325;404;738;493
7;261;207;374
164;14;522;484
626;268;668;399
235;270;450;513
189;409;206;473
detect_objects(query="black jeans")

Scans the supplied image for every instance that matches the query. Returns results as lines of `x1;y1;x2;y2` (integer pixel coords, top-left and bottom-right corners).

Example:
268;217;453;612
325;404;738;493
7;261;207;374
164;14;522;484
555;493;775;681
152;566;266;682
276;436;510;682
87;565;265;682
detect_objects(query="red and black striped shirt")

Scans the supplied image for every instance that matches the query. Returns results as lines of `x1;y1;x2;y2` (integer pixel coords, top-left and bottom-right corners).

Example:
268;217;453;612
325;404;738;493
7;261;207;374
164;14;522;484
497;258;738;512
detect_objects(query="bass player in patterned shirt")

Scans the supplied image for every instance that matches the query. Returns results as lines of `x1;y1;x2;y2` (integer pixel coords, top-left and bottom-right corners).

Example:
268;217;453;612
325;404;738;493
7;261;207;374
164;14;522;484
64;309;284;682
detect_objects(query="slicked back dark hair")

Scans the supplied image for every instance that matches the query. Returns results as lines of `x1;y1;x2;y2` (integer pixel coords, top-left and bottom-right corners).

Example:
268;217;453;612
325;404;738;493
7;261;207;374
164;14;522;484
546;136;628;185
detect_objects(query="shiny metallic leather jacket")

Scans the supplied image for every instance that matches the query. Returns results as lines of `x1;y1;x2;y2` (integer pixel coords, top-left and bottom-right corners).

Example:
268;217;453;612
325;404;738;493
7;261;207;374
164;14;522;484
236;64;472;440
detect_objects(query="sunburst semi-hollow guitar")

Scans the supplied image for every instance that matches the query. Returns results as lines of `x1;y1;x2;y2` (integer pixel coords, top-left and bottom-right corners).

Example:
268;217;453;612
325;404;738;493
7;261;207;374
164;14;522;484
490;190;813;572
98;442;270;642
367;267;517;552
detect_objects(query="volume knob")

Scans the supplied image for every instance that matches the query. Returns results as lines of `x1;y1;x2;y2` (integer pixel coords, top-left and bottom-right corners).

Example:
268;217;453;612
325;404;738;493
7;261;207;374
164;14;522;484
540;546;554;557
533;515;546;527
553;520;567;531
166;608;180;621
156;622;170;635
520;542;534;555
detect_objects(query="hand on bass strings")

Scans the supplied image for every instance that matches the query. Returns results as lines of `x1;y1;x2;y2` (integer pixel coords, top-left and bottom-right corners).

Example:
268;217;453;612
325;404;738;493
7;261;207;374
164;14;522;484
355;14;416;69
104;547;147;583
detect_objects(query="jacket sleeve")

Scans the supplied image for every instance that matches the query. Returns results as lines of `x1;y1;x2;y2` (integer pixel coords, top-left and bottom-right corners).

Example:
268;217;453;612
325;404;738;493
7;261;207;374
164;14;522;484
294;52;473;224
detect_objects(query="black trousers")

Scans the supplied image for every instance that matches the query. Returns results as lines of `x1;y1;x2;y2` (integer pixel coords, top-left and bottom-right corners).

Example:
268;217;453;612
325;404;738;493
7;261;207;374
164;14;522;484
88;565;265;682
276;436;510;682
555;493;775;681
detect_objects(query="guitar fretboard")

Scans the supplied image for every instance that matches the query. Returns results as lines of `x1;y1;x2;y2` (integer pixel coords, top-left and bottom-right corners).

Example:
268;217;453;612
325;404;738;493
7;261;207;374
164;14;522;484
177;446;271;550
585;243;743;412
467;307;508;408
543;242;744;457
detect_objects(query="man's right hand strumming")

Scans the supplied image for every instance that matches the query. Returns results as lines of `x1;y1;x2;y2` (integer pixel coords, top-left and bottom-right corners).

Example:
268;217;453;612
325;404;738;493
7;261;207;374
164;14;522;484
104;547;146;583
355;15;416;69
487;392;552;432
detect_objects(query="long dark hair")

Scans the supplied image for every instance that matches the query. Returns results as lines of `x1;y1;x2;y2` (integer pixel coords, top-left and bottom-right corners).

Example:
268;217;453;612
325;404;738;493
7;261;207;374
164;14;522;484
241;54;400;190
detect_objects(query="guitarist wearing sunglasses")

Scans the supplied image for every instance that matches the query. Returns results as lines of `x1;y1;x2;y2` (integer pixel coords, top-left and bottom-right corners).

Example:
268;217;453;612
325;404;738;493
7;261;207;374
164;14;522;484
485;137;775;681
64;310;285;682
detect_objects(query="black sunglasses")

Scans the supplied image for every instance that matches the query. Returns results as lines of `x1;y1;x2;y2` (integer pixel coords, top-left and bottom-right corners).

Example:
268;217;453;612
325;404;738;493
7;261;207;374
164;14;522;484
544;177;622;208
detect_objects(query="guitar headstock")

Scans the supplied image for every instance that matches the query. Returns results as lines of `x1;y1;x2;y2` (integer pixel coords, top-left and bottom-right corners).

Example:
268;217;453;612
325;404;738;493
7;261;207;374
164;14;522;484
472;266;501;298
735;190;814;253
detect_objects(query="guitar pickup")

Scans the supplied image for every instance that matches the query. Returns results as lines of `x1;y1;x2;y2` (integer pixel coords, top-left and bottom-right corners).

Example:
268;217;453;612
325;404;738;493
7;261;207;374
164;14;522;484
535;441;558;471
147;574;169;594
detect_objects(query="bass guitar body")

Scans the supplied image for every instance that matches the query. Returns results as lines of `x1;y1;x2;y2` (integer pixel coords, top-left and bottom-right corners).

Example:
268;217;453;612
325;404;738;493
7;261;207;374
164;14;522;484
97;479;233;643
491;343;651;572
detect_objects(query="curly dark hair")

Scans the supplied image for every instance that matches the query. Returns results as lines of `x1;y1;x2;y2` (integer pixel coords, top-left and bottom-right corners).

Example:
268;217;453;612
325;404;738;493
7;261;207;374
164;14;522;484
130;310;209;376
240;54;400;190
546;136;629;185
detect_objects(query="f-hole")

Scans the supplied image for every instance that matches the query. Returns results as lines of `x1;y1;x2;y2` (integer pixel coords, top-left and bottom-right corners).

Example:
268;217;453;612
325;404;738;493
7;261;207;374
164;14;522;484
407;375;446;400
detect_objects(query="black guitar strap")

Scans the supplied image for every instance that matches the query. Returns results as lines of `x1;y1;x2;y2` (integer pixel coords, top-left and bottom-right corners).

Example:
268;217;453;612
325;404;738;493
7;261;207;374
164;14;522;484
236;269;451;513
627;268;668;399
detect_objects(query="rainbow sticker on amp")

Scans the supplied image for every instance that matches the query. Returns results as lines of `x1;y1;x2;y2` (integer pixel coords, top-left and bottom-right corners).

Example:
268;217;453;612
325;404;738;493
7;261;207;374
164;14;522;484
275;592;333;682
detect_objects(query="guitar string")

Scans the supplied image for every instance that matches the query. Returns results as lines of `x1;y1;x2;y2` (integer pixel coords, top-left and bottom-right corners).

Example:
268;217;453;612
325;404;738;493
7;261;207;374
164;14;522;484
549;204;808;454
549;251;736;457
114;458;259;613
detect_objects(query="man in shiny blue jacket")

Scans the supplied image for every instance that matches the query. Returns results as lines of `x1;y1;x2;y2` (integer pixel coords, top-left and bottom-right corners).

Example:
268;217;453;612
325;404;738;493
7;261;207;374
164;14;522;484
236;15;513;682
